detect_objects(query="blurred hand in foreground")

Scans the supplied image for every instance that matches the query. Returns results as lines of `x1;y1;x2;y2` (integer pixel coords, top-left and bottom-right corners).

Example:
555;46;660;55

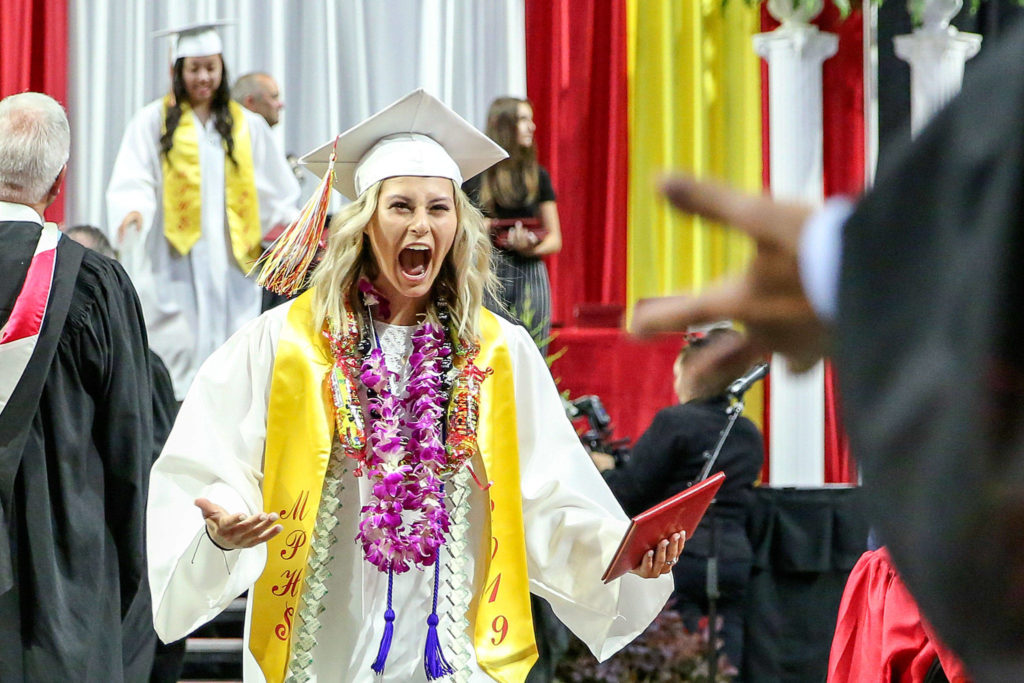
630;175;829;379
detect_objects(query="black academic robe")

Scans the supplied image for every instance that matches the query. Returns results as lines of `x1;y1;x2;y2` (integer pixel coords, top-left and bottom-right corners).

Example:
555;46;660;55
837;16;1024;679
0;221;155;681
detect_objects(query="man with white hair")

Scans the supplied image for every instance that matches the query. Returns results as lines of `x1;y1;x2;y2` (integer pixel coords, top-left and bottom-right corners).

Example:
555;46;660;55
0;92;155;681
233;71;284;128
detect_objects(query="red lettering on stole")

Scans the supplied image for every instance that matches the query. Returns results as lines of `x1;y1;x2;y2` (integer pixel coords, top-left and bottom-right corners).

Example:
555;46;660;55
275;605;294;641
486;572;502;603
279;489;310;520
490;615;509;646
280;529;308;561
486;487;509;646
272;568;304;597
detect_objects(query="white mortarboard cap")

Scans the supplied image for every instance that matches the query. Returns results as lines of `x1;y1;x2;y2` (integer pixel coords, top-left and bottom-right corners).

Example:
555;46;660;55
153;20;231;61
300;89;508;200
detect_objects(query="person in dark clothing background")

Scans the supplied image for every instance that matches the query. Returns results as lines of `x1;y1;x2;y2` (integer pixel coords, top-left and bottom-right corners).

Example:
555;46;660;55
64;223;185;683
594;327;764;676
0;92;154;681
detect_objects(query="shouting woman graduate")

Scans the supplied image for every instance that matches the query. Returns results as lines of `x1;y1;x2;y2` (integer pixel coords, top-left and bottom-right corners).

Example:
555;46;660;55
146;90;680;683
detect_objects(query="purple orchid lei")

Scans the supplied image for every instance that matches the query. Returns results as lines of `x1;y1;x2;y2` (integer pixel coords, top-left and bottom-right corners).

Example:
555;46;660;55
355;321;455;574
357;278;391;320
325;282;488;678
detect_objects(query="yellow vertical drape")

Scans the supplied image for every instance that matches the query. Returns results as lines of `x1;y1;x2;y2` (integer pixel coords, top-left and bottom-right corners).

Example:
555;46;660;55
626;0;765;427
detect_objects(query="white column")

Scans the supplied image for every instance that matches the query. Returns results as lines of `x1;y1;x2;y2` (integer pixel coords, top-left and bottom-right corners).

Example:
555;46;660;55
753;15;837;487
894;0;981;136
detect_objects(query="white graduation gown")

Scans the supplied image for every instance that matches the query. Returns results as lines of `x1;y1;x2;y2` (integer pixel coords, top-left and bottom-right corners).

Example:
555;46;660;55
147;304;673;682
105;99;300;399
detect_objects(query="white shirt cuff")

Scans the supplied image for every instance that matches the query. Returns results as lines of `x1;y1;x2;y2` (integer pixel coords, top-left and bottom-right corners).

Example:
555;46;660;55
798;197;853;323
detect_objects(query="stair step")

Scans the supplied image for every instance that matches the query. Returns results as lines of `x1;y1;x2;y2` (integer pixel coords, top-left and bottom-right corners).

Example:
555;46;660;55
185;637;244;653
225;597;247;614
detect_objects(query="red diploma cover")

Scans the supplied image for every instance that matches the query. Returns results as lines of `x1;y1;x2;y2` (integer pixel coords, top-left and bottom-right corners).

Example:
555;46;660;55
490;218;548;250
601;471;726;583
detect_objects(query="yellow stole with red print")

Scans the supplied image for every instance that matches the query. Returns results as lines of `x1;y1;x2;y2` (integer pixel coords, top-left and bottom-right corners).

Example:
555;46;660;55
160;96;262;270
249;293;536;682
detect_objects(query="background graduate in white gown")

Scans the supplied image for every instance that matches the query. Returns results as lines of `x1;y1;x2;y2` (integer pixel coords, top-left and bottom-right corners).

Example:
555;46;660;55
105;22;300;399
147;89;680;683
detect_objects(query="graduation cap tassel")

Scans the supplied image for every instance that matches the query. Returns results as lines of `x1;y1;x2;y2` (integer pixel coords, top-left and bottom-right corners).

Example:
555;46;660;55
250;135;339;297
371;569;397;676
423;544;454;680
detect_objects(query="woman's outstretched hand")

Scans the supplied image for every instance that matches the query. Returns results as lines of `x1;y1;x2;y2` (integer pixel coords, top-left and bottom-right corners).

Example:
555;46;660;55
194;497;283;550
630;531;685;578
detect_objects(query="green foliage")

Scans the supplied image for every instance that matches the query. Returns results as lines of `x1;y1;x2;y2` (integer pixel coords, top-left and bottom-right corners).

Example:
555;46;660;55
510;284;566;368
726;0;854;19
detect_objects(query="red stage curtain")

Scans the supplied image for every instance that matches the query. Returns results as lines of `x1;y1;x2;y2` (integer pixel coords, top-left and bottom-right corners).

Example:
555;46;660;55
819;5;860;484
0;0;68;223
524;0;628;326
761;4;861;484
549;328;680;446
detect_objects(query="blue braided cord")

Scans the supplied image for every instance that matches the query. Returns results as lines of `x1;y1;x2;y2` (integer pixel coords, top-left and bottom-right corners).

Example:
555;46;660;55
370;569;396;675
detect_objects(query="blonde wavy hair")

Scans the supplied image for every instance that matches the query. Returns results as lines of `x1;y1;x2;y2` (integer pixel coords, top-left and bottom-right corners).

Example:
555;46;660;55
310;178;497;344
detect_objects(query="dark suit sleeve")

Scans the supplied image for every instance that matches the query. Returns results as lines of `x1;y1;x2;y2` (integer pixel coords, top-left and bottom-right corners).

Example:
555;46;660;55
602;408;687;517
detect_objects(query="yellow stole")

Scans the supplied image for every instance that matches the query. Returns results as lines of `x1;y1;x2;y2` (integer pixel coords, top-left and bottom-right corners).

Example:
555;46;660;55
249;290;335;681
160;96;262;270
473;310;539;682
251;296;536;682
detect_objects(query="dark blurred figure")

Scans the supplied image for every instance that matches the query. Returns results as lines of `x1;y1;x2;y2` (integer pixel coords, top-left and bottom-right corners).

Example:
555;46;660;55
596;328;764;676
629;15;1024;677
65;223;185;683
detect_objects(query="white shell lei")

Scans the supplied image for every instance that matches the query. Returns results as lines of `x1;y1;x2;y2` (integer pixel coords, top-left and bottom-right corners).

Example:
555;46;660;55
441;466;475;681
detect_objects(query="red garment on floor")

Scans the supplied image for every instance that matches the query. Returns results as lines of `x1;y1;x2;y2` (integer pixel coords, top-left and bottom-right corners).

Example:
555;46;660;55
827;547;971;683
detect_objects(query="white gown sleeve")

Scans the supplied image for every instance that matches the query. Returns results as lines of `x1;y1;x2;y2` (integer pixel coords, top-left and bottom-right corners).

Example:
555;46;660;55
146;306;287;642
105;101;162;247
244;110;301;237
504;320;674;661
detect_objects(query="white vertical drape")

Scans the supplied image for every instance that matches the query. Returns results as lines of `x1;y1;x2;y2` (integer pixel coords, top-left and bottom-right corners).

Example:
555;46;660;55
66;0;526;228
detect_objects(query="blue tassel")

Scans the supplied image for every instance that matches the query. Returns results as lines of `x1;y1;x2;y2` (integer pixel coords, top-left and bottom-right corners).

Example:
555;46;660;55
424;612;454;680
424;502;454;681
371;570;396;675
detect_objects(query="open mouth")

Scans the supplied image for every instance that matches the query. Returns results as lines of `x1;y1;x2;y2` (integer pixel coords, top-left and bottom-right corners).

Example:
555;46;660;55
398;245;431;280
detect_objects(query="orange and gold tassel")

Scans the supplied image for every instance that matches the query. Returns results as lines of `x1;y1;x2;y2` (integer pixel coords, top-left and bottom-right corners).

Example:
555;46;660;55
252;135;339;296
